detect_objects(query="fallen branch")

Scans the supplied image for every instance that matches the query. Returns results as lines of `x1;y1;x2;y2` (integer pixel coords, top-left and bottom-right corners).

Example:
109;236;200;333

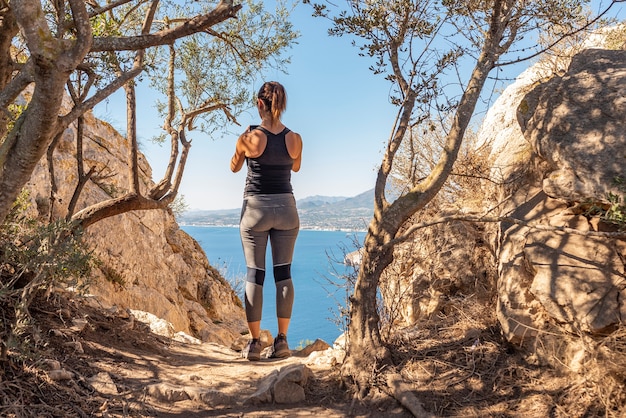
385;373;434;418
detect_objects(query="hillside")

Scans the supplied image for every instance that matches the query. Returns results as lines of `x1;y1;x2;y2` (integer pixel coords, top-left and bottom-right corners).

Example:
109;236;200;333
180;189;375;231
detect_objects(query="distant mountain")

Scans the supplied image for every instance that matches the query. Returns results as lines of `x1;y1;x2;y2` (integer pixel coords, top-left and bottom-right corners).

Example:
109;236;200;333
298;195;348;206
179;189;374;231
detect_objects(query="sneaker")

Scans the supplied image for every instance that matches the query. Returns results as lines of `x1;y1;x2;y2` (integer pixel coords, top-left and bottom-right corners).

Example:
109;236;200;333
269;333;291;358
242;338;262;361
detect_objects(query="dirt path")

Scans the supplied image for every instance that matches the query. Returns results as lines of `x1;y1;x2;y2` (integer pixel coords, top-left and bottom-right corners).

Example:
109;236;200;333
27;294;402;417
86;337;354;417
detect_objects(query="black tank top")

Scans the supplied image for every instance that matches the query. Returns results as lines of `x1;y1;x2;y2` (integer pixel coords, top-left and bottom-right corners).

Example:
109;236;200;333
244;126;294;196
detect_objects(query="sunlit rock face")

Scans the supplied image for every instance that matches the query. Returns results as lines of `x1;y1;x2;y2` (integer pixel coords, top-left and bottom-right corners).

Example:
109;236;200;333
495;48;626;344
382;45;625;361
25;100;246;346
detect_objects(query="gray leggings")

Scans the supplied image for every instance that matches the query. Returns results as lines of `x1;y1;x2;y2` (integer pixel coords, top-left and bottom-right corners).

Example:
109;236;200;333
239;194;299;322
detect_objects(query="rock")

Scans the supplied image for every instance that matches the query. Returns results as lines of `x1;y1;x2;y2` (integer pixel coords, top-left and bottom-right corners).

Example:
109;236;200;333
24;93;247;346
526;231;625;334
146;383;190;402
146;381;235;406
344;249;363;267
306;347;346;367
484;48;626;347
243;364;312;405
185;386;233;406
130;310;175;338
273;364;311;404
333;332;347;350
517;49;626;205
48;369;74;381
172;331;202;345
89;372;118;395
296;338;331;357
244;370;279;405
382;208;496;326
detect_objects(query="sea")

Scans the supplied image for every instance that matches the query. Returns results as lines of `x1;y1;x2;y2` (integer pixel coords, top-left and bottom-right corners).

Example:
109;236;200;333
181;225;365;347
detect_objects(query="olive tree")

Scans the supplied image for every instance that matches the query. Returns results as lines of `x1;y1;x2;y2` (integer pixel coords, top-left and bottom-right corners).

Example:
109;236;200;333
307;0;622;399
0;0;297;228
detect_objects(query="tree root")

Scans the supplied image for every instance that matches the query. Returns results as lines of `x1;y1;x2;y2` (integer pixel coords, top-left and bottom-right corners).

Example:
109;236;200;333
385;373;434;418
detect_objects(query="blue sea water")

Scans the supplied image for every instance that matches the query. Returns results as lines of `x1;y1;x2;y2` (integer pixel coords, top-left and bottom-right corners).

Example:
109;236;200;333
181;225;365;347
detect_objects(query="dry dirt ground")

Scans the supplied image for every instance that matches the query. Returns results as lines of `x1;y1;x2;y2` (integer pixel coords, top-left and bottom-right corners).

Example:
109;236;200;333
1;291;624;417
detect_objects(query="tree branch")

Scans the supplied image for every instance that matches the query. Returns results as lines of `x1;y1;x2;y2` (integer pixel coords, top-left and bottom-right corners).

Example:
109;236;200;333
87;0;135;18
89;1;241;52
70;193;168;230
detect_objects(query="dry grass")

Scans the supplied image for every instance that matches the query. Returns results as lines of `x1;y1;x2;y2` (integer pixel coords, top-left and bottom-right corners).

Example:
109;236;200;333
1;289;625;417
385;293;626;417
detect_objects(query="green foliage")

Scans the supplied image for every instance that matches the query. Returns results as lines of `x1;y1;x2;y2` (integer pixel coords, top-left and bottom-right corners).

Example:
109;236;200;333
148;0;299;140
602;176;626;229
101;265;125;287
95;181;123;198
295;339;315;350
5;103;27;136
584;176;626;230
0;192;95;359
169;194;189;217
604;24;626;50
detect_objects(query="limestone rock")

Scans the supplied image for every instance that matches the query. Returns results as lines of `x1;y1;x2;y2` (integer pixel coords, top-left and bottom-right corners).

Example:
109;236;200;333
273;364;311;404
244;364;312;405
296;338;331;357
305;347;346;367
88;372;119;395
526;231;624;334
244;369;279;405
517;49;626;204
24;100;246;346
383;209;496;326
146;382;190;402
482;48;626;346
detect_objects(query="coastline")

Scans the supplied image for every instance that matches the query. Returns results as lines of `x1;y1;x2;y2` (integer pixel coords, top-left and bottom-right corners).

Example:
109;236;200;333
178;222;368;233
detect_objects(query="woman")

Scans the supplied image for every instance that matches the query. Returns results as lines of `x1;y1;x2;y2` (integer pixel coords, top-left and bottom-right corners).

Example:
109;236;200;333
230;81;303;361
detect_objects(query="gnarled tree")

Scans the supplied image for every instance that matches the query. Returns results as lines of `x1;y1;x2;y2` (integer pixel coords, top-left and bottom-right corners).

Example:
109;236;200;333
0;0;297;229
308;0;623;401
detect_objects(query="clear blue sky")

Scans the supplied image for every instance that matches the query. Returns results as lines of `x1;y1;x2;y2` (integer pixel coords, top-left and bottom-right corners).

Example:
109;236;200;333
95;0;624;211
99;1;399;211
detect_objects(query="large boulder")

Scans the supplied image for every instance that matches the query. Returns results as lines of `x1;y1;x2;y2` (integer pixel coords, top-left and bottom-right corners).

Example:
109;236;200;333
490;48;626;344
517;49;626;204
25;100;246;346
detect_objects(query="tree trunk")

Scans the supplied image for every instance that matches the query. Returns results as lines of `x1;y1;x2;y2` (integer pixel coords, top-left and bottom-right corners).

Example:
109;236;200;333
342;3;504;398
342;216;397;396
0;73;68;223
0;6;18;141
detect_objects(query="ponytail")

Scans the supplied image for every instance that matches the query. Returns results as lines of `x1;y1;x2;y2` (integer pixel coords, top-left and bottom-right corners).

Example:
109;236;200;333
258;81;287;121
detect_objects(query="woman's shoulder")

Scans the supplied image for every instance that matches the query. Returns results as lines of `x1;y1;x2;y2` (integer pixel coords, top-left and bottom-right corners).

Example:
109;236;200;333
284;128;301;139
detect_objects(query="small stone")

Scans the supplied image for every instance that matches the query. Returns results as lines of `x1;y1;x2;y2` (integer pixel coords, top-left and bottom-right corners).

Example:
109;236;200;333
64;341;84;353
146;383;190;402
296;338;331;357
42;359;61;371
89;372;119;395
48;369;74;381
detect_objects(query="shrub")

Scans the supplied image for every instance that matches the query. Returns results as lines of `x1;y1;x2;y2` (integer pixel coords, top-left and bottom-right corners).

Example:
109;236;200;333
0;191;95;360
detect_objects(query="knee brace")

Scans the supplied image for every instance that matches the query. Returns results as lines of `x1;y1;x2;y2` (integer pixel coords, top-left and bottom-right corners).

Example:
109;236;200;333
273;264;291;282
246;267;266;285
